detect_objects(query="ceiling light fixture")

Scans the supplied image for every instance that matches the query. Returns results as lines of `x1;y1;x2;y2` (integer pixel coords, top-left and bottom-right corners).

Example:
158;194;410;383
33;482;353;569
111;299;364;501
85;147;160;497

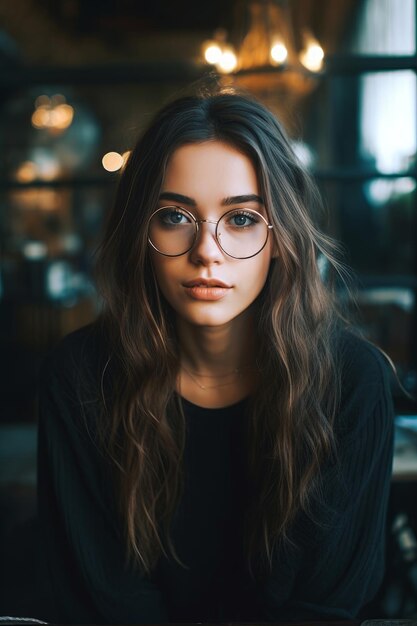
202;0;324;94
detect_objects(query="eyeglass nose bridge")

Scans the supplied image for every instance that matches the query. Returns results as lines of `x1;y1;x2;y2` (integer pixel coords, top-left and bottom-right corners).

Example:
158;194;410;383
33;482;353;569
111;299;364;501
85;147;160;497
192;218;223;249
195;218;219;227
193;218;221;235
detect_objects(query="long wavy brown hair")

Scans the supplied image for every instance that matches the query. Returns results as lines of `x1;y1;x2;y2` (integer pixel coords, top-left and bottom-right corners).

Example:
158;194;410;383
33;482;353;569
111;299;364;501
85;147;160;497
93;89;350;581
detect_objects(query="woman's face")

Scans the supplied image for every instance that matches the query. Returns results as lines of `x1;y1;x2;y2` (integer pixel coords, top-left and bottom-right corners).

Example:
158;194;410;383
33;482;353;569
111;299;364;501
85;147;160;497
149;140;276;329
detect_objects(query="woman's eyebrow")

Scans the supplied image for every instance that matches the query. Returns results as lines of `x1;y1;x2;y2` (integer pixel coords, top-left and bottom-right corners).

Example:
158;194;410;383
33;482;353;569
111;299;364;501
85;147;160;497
159;192;197;206
222;194;264;206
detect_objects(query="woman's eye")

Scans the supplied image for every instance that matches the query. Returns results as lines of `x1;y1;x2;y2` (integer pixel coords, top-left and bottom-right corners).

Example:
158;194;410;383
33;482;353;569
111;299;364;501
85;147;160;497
228;211;258;227
160;209;190;225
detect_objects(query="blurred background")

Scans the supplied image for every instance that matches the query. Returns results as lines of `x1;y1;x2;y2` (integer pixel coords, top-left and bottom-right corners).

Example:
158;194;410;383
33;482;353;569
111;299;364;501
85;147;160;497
0;0;417;620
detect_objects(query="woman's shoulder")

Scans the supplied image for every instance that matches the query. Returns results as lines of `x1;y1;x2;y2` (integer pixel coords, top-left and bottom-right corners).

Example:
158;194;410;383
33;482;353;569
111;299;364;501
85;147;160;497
334;326;395;437
336;326;393;391
38;324;113;460
40;322;109;394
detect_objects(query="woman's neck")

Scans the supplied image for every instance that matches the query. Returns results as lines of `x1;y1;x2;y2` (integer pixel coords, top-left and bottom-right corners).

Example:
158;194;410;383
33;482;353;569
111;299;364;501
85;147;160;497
176;310;257;375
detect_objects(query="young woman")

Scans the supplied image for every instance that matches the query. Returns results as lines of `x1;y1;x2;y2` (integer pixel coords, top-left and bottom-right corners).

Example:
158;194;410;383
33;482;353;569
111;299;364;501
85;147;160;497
37;91;394;623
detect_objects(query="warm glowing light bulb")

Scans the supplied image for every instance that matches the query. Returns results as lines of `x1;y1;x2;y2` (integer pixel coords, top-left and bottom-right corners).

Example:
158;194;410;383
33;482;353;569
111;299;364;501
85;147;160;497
31;100;74;131
31;107;48;129
102;152;124;172
300;41;324;72
217;47;237;73
53;104;74;129
204;43;222;64
270;42;288;65
15;161;37;183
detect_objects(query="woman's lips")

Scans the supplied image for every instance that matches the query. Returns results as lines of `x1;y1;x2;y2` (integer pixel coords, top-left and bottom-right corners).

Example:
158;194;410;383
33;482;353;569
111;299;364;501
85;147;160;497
183;285;231;301
182;278;232;301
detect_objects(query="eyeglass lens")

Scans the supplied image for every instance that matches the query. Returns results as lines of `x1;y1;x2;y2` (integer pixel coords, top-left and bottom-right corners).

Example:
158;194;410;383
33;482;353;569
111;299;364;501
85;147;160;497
148;206;269;258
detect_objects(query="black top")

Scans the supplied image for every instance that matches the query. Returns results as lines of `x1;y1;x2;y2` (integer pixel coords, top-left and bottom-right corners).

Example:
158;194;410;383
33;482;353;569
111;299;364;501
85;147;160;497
36;324;394;623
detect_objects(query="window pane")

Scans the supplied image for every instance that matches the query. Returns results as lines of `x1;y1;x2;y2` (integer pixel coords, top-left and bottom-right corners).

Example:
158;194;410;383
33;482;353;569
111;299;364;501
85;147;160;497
349;0;416;55
301;71;417;174
360;71;417;173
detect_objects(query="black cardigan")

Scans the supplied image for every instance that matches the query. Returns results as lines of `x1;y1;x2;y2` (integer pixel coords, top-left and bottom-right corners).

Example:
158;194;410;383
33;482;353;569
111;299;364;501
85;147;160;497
36;324;394;623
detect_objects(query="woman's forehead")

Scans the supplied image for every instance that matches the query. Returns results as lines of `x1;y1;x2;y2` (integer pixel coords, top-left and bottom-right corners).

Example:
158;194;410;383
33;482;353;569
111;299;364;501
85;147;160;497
162;141;261;202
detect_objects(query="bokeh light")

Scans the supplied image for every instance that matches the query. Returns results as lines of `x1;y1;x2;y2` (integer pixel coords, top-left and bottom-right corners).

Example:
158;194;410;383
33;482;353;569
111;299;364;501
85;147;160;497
102;151;124;172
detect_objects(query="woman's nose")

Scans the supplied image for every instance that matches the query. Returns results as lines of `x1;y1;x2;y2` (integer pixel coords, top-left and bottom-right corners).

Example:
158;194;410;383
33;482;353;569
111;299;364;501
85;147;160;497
189;220;224;264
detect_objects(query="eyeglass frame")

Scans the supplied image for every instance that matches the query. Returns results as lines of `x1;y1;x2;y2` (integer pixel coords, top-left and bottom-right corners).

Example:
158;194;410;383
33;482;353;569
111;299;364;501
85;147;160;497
147;205;274;260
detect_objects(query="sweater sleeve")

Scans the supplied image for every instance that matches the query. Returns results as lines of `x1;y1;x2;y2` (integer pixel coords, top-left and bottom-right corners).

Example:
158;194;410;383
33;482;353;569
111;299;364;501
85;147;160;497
37;328;168;624
260;334;395;621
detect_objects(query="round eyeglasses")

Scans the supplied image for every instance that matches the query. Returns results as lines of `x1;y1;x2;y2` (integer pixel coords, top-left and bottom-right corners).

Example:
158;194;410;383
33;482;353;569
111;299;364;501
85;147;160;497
147;205;274;259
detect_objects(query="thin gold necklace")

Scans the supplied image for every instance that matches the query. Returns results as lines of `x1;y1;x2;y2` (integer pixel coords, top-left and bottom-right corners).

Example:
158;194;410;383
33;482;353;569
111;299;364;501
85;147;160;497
181;364;253;390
